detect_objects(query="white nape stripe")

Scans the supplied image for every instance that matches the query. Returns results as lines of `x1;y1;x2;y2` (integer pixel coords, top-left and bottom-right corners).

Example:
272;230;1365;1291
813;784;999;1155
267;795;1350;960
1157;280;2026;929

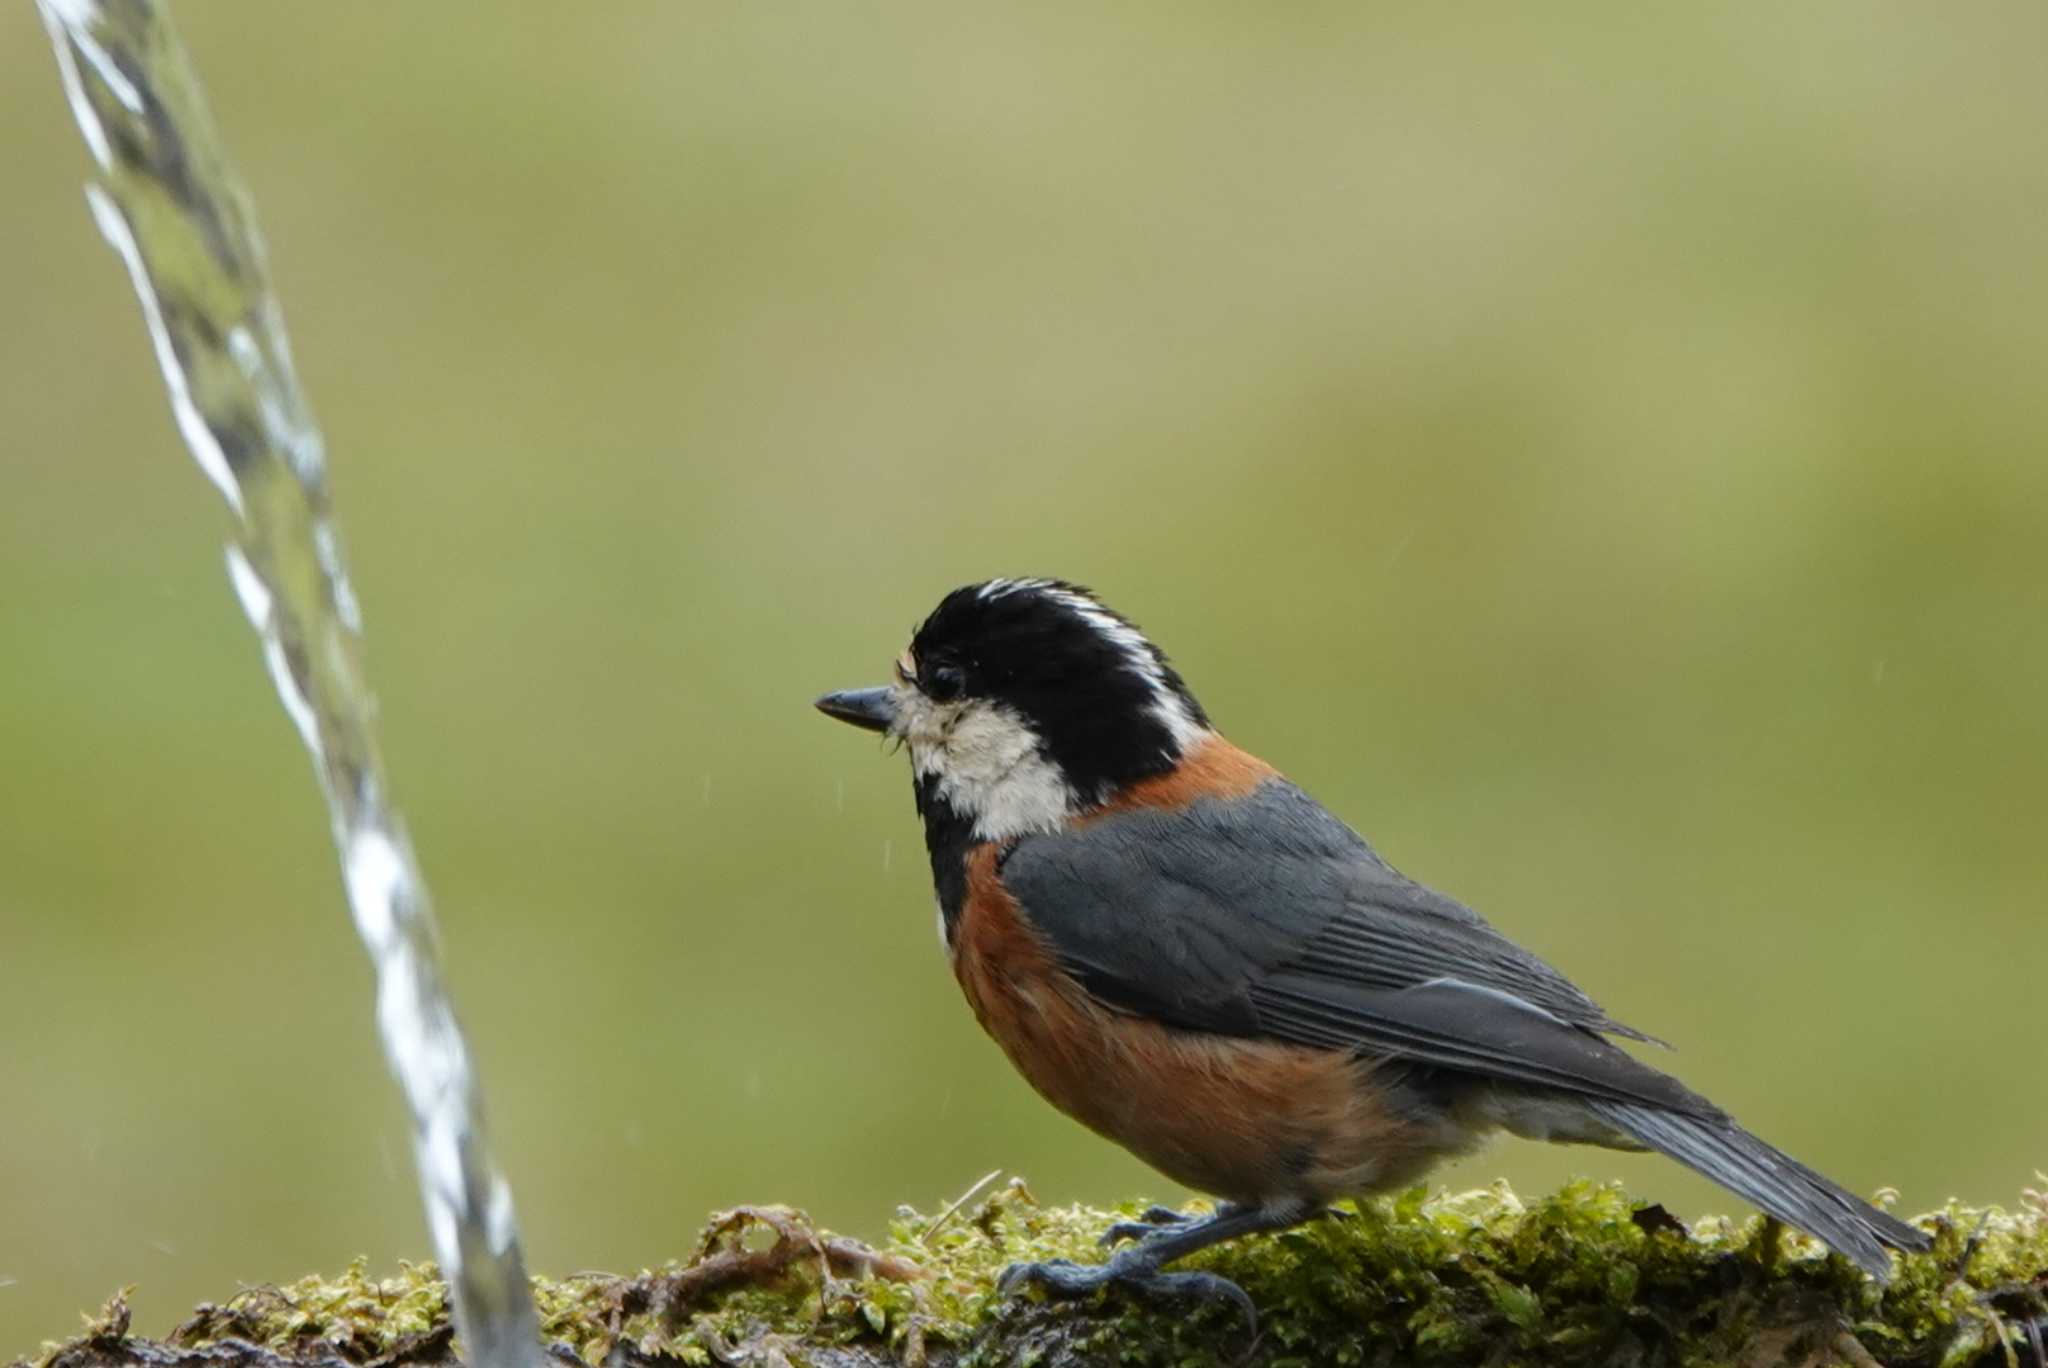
975;578;1038;601
975;579;1206;751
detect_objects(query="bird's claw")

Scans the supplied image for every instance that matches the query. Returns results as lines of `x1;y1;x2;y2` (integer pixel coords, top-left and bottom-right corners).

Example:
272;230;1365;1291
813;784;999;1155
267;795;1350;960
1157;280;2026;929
997;1254;1257;1336
1099;1205;1195;1248
1097;1222;1159;1249
996;1256;1073;1296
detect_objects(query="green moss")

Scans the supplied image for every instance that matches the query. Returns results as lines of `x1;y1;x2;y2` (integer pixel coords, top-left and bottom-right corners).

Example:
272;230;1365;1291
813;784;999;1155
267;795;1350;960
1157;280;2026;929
27;1178;2048;1368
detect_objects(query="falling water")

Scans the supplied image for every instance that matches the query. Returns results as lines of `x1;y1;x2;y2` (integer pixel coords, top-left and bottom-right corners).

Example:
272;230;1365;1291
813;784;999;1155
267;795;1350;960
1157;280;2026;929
35;4;541;1365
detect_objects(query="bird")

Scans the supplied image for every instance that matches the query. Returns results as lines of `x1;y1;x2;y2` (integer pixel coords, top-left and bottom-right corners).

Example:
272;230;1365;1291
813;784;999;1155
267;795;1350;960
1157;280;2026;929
814;577;1928;1320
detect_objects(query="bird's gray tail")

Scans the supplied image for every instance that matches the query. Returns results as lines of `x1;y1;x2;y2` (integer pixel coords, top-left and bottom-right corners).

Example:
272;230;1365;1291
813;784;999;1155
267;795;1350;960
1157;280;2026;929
1587;1100;1930;1279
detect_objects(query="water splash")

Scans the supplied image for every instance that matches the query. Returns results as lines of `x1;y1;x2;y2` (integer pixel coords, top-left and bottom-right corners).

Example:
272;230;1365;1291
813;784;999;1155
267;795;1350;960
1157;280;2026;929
36;5;540;1366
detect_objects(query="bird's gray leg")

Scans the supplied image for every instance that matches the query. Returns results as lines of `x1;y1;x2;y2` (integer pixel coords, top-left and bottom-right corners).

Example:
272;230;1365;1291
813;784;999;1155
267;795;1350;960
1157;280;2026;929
1001;1200;1317;1334
1098;1204;1198;1248
1101;1200;1350;1249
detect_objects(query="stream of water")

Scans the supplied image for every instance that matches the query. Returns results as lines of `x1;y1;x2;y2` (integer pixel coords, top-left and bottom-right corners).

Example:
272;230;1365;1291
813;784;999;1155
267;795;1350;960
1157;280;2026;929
36;4;543;1364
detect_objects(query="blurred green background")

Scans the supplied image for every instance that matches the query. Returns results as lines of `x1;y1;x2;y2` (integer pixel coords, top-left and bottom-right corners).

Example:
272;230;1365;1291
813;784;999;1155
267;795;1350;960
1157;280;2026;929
4;1;2044;1353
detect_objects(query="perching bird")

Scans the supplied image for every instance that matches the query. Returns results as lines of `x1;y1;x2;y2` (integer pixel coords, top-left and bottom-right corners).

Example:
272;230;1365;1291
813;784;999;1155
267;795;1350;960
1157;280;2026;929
815;578;1927;1317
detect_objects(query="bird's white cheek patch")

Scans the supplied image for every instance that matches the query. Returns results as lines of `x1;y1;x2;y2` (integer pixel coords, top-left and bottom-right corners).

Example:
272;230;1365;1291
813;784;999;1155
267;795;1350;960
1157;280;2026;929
906;699;1076;843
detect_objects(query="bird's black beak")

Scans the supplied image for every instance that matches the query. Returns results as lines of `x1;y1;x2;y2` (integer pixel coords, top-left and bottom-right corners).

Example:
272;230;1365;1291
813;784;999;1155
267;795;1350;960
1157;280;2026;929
814;686;898;734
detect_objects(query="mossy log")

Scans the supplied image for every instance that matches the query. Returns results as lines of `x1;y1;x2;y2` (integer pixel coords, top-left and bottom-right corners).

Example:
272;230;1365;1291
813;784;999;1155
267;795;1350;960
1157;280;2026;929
14;1180;2047;1368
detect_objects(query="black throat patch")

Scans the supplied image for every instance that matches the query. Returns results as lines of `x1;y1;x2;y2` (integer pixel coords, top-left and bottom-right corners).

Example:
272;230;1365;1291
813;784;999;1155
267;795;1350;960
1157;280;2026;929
914;772;977;941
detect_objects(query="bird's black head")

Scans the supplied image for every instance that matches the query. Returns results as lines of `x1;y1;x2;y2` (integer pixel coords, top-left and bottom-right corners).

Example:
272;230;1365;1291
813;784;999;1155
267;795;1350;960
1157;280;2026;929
815;579;1211;840
908;579;1212;798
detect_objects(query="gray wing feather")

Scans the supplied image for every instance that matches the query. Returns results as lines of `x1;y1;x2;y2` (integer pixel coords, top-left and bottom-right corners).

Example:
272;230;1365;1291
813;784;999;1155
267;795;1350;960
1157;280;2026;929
1247;974;1707;1112
1001;778;1687;1108
1311;863;1667;1046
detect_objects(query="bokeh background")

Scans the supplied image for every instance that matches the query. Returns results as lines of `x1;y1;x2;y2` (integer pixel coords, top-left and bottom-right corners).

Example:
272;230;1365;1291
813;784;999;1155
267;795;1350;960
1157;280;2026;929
4;1;2044;1352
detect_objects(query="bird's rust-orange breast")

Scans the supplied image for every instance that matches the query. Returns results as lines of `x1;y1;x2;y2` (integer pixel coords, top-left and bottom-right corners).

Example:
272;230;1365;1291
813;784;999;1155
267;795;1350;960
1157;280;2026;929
949;841;1444;1203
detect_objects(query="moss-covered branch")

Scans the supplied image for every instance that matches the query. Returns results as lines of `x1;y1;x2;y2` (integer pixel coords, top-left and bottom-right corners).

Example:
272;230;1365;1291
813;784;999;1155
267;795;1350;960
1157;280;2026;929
14;1179;2047;1368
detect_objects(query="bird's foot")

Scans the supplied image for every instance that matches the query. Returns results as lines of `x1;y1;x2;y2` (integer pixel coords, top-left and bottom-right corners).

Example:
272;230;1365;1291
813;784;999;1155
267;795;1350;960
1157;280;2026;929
1099;1204;1198;1248
998;1249;1257;1335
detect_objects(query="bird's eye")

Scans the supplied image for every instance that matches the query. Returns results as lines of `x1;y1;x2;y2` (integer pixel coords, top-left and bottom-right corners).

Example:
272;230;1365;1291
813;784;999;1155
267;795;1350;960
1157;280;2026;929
925;663;967;702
